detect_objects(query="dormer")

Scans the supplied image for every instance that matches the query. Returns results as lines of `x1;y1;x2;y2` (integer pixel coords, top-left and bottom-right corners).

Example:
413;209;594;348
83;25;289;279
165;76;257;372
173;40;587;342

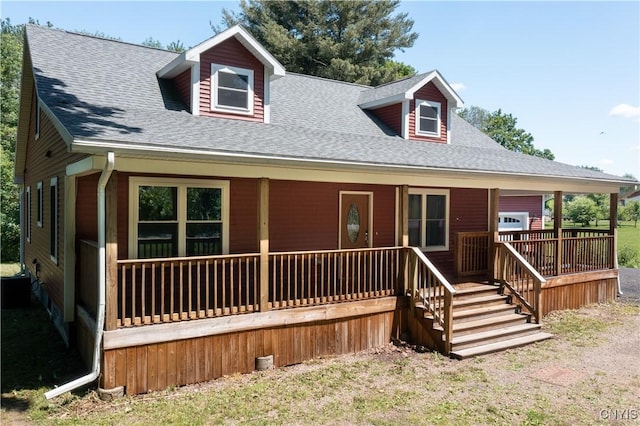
358;71;463;143
157;25;285;123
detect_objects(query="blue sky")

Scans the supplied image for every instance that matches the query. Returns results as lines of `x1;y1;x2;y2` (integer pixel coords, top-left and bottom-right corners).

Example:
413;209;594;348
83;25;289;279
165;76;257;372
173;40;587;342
2;1;639;178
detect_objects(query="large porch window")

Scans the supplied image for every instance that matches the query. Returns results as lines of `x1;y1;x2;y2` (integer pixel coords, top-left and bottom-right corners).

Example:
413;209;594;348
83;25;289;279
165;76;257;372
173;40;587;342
129;177;229;259
408;188;449;251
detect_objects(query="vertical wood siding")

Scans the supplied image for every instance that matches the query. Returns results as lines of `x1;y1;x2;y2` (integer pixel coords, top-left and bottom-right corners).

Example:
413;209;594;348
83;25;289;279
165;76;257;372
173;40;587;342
409;82;448;143
541;277;617;316
199;37;265;122
22;93;86;311
370;103;402;135
499;195;544;230
102;308;403;395
172;69;191;111
427;188;488;276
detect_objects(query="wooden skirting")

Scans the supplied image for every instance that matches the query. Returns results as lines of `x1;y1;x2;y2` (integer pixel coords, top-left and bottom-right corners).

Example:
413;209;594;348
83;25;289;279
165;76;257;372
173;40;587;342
541;270;618;316
75;305;96;370
101;297;406;395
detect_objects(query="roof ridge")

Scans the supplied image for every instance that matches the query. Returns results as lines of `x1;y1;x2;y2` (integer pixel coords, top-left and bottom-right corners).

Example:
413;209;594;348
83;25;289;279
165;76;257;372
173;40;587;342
285;72;373;89
25;23;176;54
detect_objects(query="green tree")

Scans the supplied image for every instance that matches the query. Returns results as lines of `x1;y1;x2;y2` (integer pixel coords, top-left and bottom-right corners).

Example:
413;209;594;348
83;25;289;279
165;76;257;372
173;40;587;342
586;193;609;226
458;107;554;160
166;40;186;53
216;0;418;86
621;200;640;227
142;37;163;49
565;196;597;227
1;18;24;262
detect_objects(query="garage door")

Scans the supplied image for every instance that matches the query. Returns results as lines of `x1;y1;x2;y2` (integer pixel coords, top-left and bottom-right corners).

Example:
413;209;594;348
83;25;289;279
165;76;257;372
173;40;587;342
498;212;529;231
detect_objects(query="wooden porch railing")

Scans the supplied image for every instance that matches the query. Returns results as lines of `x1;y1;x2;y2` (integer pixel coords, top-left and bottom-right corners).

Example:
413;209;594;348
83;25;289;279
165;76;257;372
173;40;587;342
457;230;615;278
407;247;456;354
269;247;402;309
495;242;545;324
116;254;260;327
561;236;614;274
114;247;404;328
455;232;491;276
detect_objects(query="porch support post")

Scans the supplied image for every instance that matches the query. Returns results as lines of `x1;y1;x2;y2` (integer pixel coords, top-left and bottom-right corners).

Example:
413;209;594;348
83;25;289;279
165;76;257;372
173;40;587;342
488;188;500;282
259;178;270;312
105;172;118;331
400;185;409;294
554;191;563;276
401;185;409;247
610;193;618;269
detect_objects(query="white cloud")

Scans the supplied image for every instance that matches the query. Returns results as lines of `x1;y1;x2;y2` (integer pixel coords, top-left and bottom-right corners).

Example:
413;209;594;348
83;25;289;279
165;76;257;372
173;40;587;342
450;82;466;92
599;159;614;165
609;103;640;119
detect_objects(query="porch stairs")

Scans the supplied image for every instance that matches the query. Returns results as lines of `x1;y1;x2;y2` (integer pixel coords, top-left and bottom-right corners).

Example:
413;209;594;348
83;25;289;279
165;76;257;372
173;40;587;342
414;281;552;359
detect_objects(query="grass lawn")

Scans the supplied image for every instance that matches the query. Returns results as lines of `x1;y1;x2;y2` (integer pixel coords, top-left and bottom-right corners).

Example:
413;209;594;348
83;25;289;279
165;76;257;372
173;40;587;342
545;220;640;252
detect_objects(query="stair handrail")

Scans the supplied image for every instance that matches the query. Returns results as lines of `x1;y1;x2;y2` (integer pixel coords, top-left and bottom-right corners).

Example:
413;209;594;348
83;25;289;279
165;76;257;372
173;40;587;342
407;247;456;354
495;241;545;323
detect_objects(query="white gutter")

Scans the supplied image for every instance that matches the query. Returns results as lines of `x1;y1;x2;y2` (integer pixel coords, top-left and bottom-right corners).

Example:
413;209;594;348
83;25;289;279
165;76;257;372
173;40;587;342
45;152;115;399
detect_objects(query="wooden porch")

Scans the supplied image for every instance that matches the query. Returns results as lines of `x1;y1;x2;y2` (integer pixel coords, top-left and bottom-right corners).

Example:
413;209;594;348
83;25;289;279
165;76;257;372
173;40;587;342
76;226;618;394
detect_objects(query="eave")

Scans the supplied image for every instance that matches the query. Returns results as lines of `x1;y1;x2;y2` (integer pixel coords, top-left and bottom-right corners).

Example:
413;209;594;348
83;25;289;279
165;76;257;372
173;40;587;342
157;25;286;80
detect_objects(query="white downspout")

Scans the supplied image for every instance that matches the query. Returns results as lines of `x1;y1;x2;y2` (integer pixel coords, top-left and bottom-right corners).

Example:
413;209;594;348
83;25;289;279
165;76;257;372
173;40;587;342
19;185;25;273
45;152;114;399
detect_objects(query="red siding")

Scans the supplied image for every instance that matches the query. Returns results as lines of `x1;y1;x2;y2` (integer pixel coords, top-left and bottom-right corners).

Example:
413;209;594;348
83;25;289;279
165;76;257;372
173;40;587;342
229;178;259;253
23;93;86;311
173;69;191;111
199;37;265;122
270;181;396;252
409;82;448;143
427;188;488;277
370;103;402;135
76;173;99;242
499;195;544;230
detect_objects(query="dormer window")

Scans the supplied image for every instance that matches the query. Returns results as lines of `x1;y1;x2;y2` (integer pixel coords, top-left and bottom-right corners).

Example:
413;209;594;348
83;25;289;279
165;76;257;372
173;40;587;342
415;99;441;137
211;64;254;115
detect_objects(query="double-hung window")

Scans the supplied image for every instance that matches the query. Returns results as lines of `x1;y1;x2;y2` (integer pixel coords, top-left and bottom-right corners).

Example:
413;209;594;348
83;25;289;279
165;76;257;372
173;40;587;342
37;181;43;228
415;99;441;137
50;177;58;264
211;64;254;115
26;186;31;242
408;188;449;251
130;177;229;259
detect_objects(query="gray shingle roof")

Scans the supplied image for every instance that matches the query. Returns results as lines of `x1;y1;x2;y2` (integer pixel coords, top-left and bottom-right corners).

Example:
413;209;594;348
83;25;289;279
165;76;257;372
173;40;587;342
25;25;632;184
357;73;430;106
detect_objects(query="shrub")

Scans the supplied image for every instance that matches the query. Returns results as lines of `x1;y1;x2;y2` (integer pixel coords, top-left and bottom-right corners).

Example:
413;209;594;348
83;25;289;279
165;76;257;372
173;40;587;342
618;245;640;268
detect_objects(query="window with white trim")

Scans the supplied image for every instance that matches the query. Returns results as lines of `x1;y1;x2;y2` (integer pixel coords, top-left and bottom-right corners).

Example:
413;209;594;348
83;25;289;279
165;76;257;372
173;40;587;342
408;188;449;251
415;99;441;137
26;186;31;242
211;64;254;115
130;177;230;259
50;177;58;264
37;181;43;228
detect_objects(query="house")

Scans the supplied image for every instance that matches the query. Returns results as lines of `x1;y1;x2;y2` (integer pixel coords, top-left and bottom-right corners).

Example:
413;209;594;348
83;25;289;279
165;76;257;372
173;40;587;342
14;24;635;398
498;194;546;231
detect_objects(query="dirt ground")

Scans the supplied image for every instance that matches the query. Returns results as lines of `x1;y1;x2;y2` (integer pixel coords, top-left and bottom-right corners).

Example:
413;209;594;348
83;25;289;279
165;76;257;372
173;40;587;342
2;271;639;425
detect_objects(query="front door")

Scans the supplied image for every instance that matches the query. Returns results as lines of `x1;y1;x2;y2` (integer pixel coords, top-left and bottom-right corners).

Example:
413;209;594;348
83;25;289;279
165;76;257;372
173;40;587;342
340;193;370;249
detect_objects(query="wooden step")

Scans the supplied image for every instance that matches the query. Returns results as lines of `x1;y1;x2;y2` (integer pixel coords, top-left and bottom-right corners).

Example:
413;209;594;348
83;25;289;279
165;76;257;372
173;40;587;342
453;294;508;309
450;332;553;359
452;284;500;299
434;313;529;336
450;323;543;351
452;304;517;323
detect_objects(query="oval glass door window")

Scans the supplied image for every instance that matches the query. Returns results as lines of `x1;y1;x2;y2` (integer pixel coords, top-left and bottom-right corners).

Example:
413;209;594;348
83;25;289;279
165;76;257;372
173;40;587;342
346;203;360;243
